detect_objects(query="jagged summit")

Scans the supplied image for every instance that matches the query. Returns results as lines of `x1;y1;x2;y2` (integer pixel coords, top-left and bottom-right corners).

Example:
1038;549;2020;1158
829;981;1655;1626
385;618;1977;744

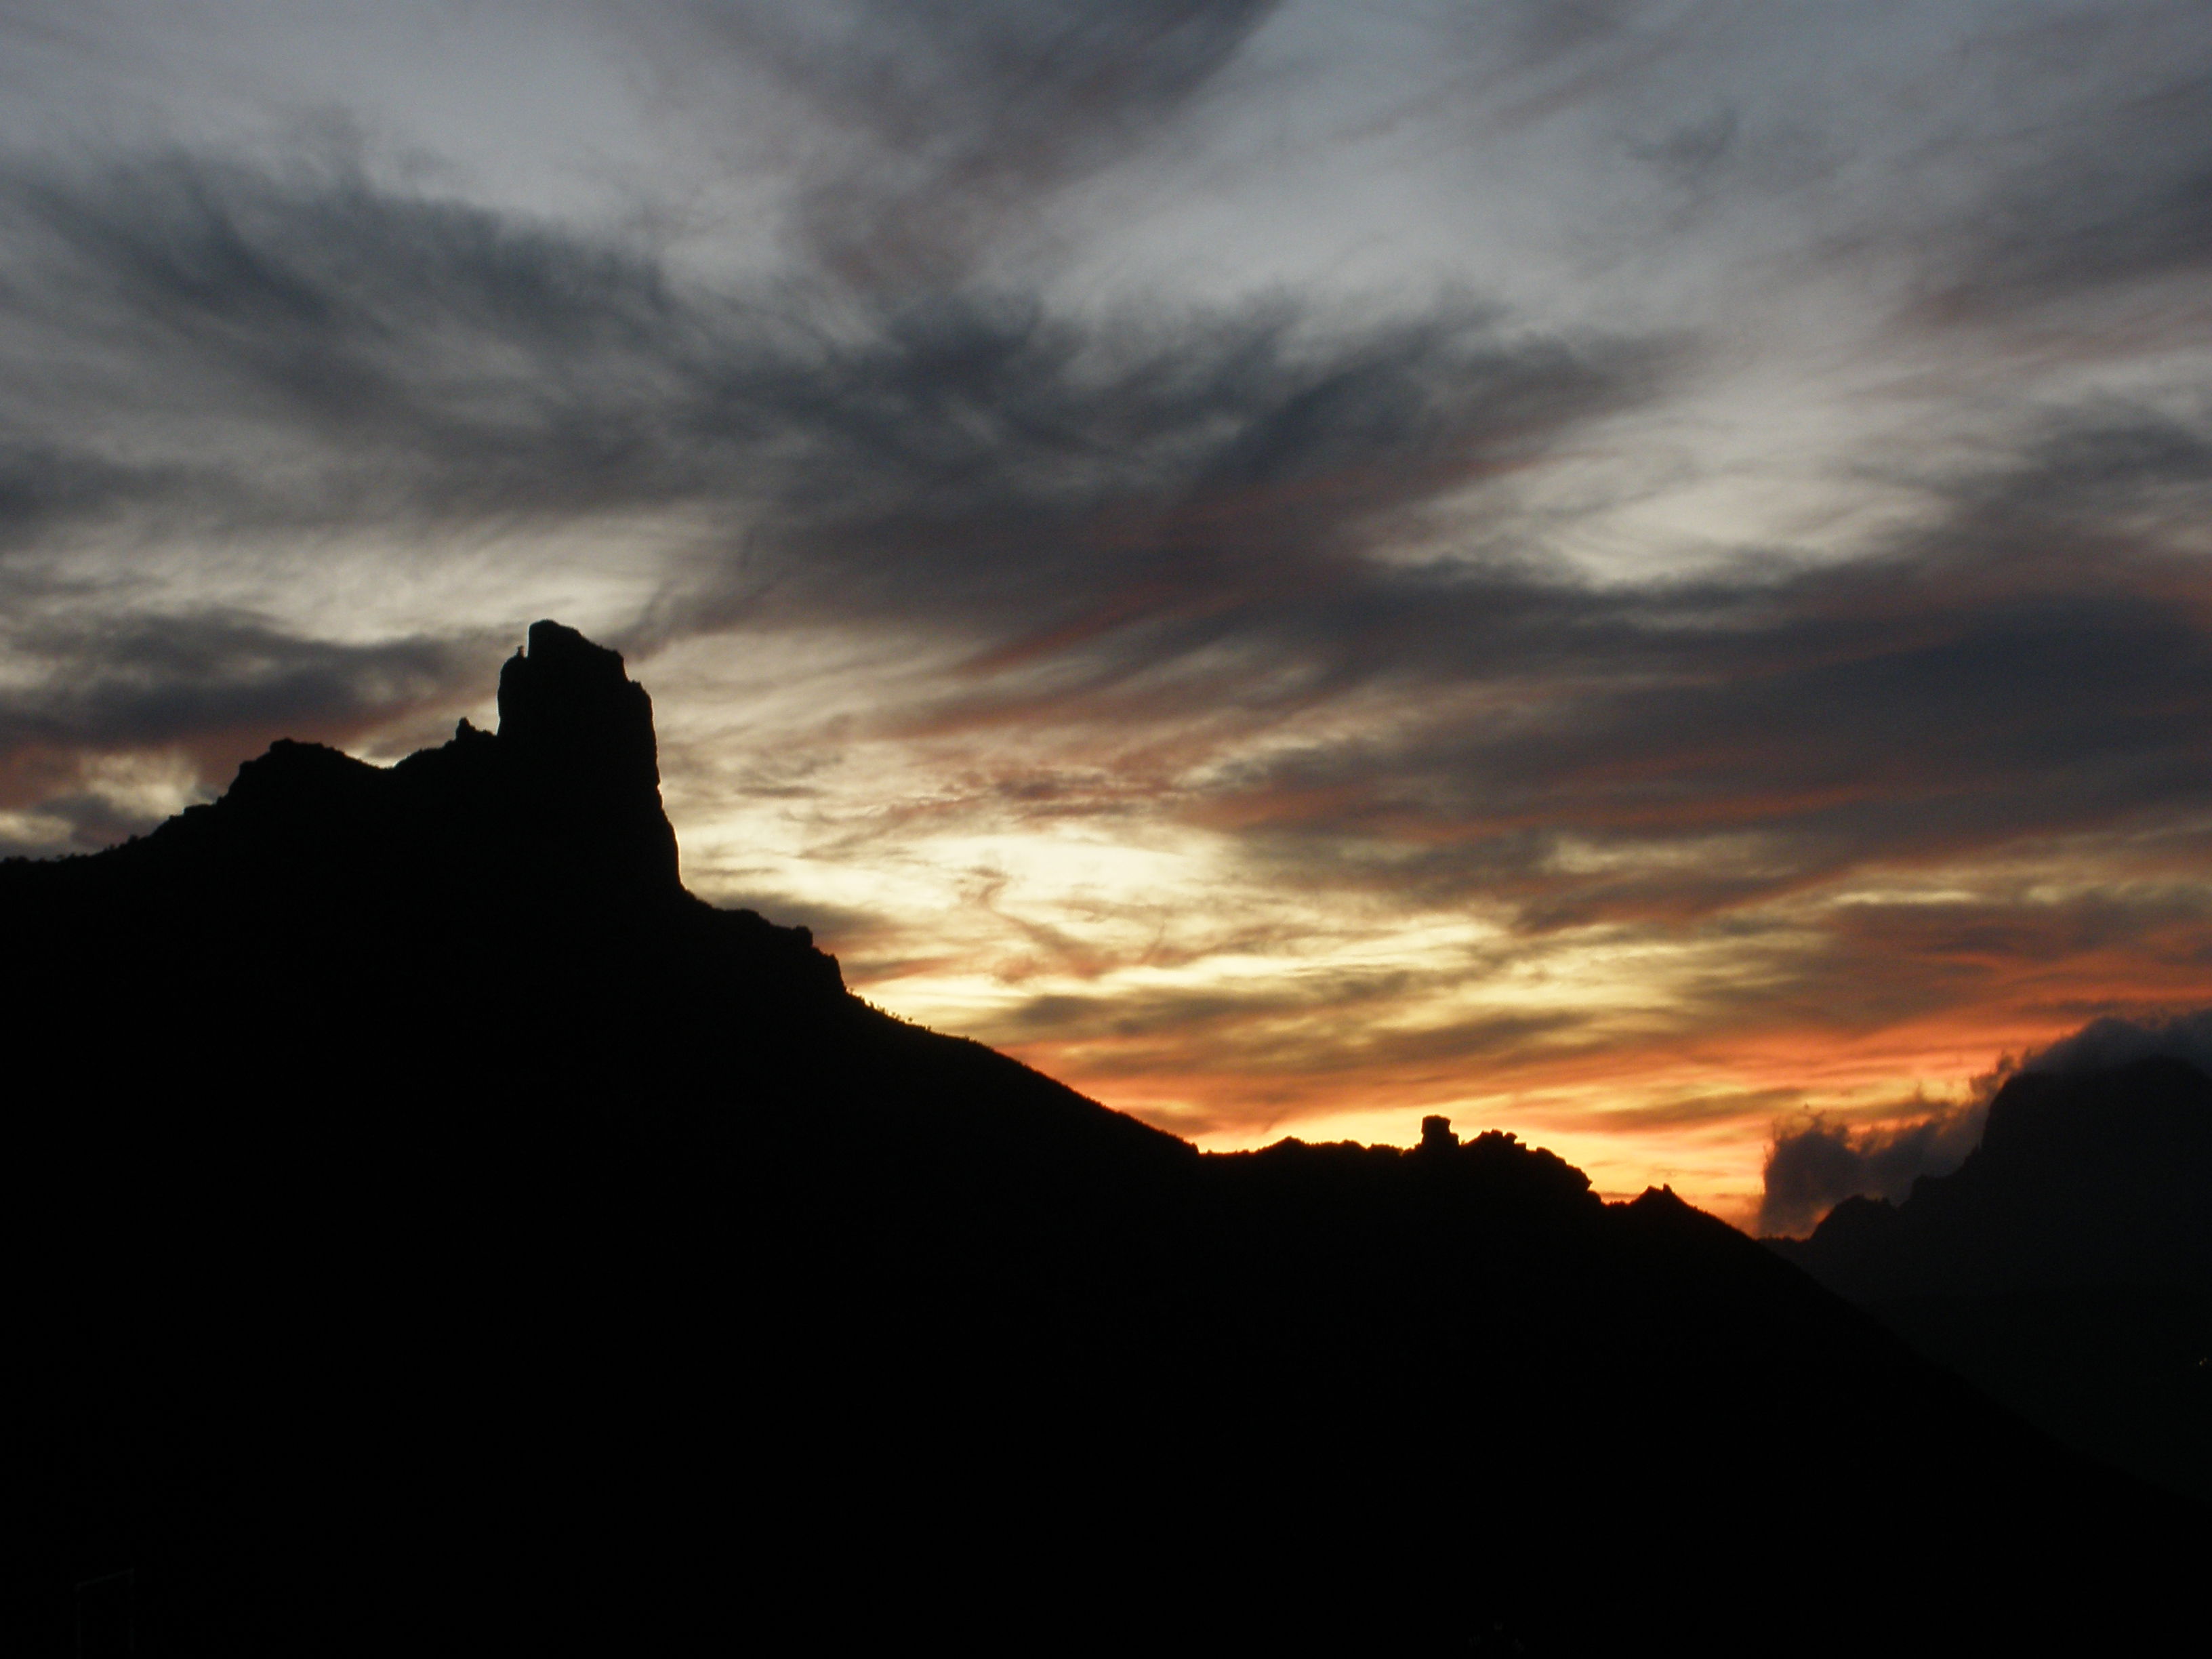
487;618;681;904
1771;1053;2212;1299
1;619;843;1067
495;621;674;892
1765;1053;2212;1511
4;622;2204;1654
499;620;654;752
59;618;691;916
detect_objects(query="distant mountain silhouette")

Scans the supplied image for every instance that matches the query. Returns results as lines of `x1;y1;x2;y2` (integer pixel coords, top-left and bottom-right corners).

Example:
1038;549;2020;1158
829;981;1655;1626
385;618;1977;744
3;622;2203;1654
1770;1056;2212;1506
1772;1055;2212;1300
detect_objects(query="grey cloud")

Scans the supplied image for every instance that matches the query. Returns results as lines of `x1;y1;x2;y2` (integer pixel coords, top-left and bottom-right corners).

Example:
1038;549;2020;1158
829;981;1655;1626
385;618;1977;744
642;0;1279;281
981;969;1586;1081
0;146;1662;827
1175;406;2212;928
7;140;2212;945
0;607;493;833
1757;1001;2212;1235
1501;0;1643;62
1756;1100;1987;1238
7;148;1660;574
1631;106;1740;189
1404;2;2212;325
1911;20;2212;316
1;787;176;856
2;611;478;747
7;152;705;524
3;150;1652;556
730;302;1654;650
2024;1008;2212;1079
1946;413;2212;527
0;441;199;551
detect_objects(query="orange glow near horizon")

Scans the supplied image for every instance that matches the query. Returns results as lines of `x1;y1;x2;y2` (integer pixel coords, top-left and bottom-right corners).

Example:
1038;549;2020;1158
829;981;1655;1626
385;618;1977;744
8;4;2212;1250
992;987;2212;1227
783;827;2212;1227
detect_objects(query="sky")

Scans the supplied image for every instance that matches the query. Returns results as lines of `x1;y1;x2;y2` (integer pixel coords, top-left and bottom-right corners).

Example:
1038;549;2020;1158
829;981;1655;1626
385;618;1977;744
5;0;2212;1225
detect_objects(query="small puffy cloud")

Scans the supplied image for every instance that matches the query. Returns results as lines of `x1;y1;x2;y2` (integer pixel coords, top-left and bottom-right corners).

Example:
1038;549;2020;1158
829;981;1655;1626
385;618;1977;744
1756;1099;1986;1238
1757;1003;2212;1236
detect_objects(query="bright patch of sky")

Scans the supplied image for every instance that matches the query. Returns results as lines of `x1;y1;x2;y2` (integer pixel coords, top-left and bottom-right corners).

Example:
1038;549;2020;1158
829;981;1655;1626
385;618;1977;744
6;0;2212;1220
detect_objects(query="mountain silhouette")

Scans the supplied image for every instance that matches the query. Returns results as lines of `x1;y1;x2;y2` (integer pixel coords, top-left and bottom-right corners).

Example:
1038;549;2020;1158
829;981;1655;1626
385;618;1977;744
1772;1055;2212;1300
1771;1056;2212;1507
4;621;2203;1654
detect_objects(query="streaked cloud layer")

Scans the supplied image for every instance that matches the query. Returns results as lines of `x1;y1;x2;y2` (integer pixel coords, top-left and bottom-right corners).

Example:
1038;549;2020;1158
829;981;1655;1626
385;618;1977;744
6;1;2212;1220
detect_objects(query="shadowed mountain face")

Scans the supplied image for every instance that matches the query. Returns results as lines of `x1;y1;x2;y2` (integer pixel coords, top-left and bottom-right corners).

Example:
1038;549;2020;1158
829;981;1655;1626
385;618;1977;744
493;620;681;904
3;624;2203;1654
1772;1056;2212;1302
1770;1057;2212;1505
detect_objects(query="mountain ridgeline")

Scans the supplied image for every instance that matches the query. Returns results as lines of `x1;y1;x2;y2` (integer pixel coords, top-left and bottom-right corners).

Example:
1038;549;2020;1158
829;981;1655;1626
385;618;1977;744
1771;1056;2212;1507
1773;1056;2212;1301
3;623;2203;1653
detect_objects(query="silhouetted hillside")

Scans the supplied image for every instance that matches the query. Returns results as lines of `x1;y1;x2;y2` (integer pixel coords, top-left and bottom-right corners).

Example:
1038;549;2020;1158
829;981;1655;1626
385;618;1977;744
1772;1055;2212;1300
1770;1055;2212;1504
4;623;2202;1654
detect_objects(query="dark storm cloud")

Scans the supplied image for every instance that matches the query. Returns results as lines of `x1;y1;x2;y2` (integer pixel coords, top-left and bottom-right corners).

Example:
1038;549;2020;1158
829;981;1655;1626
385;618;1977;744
0;441;199;551
0;610;476;751
16;143;2212;922
716;301;1652;651
3;151;709;527
2024;1008;2212;1078
1177;406;2212;928
6;114;2212;916
0;605;491;843
657;0;1279;279
1;145;1663;606
0;143;1661;834
1908;20;2212;317
1755;1099;1986;1238
1757;1004;2212;1234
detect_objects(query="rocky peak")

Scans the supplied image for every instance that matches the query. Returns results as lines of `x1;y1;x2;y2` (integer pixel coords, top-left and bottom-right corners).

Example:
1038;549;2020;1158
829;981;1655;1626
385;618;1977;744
498;622;661;792
493;620;682;906
149;620;689;910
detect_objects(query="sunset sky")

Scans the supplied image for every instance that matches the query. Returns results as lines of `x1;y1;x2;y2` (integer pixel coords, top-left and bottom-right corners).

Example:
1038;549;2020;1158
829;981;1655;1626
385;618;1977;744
5;1;2212;1224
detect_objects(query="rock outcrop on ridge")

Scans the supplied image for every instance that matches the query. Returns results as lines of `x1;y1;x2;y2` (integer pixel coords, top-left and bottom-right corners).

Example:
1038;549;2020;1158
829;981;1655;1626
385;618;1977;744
2;623;2201;1654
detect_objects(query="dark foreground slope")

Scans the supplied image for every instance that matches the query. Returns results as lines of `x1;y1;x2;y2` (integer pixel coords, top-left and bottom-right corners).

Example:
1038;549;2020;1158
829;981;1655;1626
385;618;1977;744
5;624;2202;1654
1772;1058;2212;1504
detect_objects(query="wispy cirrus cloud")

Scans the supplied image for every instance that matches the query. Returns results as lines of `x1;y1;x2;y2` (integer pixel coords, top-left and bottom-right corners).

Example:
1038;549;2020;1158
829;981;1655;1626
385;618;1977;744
5;1;2212;1213
0;596;494;845
0;146;1666;793
630;0;1282;281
